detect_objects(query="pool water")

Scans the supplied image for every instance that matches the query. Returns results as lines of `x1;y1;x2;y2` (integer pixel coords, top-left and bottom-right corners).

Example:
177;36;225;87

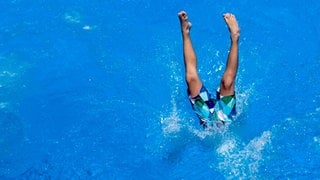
0;0;320;179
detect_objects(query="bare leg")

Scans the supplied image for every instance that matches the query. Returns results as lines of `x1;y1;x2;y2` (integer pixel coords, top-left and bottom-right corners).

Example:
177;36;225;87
220;13;240;96
178;11;202;98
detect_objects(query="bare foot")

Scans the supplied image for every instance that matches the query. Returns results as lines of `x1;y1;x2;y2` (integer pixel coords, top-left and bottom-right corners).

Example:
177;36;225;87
223;13;240;41
178;11;192;36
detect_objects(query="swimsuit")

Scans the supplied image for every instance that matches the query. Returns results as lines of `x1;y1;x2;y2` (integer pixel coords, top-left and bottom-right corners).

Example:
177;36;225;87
189;85;236;128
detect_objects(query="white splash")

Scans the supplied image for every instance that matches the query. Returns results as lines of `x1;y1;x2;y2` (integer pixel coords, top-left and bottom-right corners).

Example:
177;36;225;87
82;25;97;31
159;55;186;136
235;83;255;118
216;131;272;178
188;126;220;140
0;70;16;77
82;25;91;30
313;136;320;148
160;99;181;135
64;11;81;24
0;102;7;109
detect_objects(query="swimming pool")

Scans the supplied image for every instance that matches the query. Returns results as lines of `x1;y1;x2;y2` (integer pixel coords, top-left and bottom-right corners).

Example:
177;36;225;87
0;0;319;179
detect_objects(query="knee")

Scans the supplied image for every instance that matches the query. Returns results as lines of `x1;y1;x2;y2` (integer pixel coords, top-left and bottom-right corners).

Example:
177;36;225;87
186;72;199;84
221;74;234;90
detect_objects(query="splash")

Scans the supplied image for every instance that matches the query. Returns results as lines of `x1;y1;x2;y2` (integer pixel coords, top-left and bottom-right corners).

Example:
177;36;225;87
313;136;320;147
188;126;215;139
0;102;7;109
216;131;272;178
160;98;182;135
235;82;255;118
313;136;320;155
64;11;81;24
159;55;186;136
0;53;28;110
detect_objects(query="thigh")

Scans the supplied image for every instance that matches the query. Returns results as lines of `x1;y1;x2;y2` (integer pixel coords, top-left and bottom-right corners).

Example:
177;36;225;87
186;74;202;98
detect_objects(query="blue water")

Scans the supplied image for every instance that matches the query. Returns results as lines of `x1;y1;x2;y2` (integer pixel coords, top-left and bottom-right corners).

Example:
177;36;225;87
1;0;320;179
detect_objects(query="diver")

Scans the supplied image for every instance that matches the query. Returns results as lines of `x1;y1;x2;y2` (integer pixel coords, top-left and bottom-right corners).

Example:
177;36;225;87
178;11;240;129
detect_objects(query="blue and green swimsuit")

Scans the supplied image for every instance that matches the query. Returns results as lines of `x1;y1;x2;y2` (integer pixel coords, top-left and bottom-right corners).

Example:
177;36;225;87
189;85;236;128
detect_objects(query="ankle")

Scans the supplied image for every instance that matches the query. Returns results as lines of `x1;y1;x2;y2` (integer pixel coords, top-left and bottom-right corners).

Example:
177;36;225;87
230;33;240;42
182;31;190;37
